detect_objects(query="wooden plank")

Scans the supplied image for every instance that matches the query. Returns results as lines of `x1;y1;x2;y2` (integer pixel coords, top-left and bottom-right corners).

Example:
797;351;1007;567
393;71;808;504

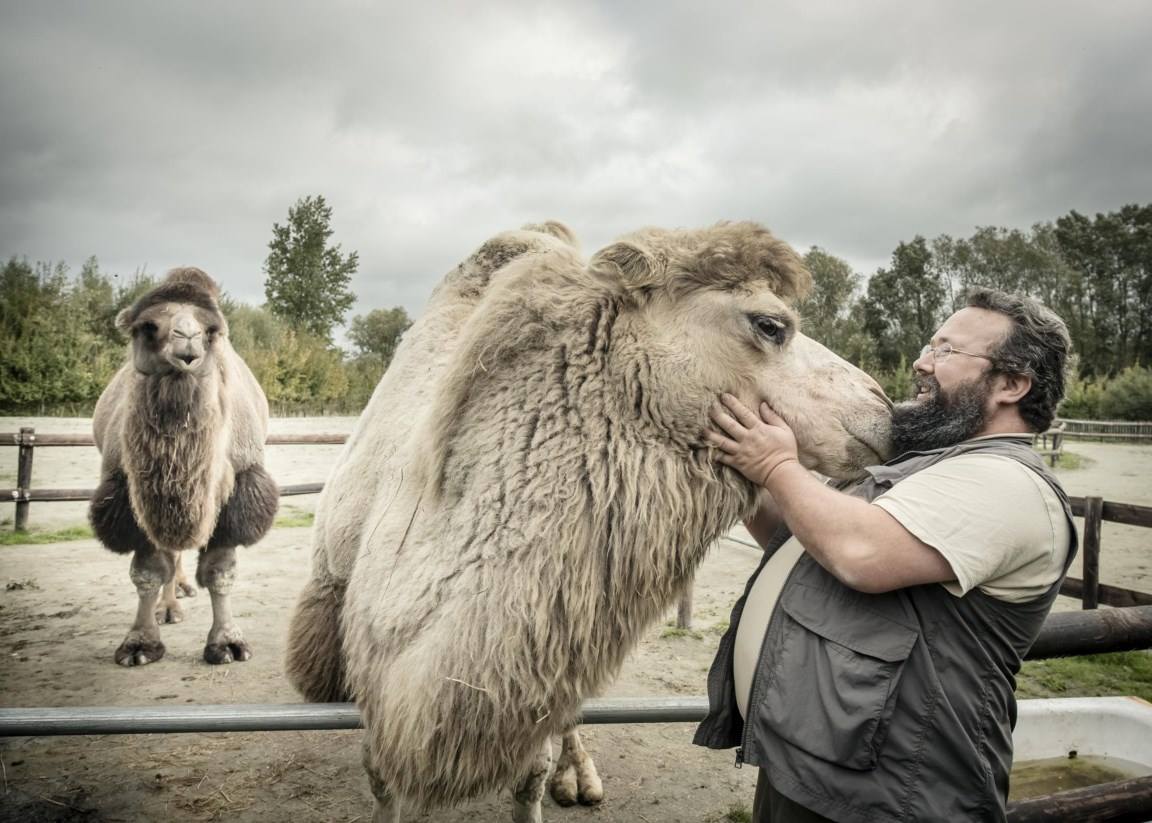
1006;774;1152;822
1026;605;1152;659
1059;577;1152;608
14;426;33;531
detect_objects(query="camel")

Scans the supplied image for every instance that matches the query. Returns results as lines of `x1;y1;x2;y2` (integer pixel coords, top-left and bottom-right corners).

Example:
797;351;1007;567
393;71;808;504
285;222;892;822
89;267;279;666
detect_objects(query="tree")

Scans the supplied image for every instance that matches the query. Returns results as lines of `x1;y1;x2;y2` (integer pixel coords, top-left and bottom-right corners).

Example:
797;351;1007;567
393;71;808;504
263;195;358;340
861;237;947;370
347;306;412;364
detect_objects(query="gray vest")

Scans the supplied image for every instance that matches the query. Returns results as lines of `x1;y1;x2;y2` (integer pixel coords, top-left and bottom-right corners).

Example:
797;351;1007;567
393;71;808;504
694;436;1078;823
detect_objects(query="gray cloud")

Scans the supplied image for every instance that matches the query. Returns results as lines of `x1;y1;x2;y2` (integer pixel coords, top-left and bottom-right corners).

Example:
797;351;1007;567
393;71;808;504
2;0;1150;329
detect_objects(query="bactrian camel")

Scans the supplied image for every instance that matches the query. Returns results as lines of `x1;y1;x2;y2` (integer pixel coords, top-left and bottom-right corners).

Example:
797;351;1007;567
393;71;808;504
286;222;892;822
90;267;279;666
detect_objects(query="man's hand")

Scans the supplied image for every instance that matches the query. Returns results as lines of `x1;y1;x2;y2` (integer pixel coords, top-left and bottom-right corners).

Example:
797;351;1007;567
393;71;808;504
706;393;800;487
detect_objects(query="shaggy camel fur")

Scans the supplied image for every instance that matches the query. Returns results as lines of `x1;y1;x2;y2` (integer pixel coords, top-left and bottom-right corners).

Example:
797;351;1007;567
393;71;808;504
286;222;891;822
90;268;278;666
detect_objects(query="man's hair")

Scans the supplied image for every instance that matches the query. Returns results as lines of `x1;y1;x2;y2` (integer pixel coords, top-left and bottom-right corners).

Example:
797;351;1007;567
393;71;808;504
965;288;1072;432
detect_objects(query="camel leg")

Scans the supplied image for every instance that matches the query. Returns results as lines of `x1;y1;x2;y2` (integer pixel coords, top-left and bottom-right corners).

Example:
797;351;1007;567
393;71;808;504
196;545;251;664
511;738;553;823
549;728;603;807
114;546;173;666
155;550;185;624
174;551;196;598
363;740;403;823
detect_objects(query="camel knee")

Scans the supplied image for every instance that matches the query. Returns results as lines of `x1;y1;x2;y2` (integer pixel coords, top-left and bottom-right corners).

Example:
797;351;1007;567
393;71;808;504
511;739;552;823
130;549;174;593
196;546;237;592
362;741;403;823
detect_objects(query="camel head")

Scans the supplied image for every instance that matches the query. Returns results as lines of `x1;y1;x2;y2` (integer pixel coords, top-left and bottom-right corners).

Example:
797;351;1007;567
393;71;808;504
590;222;892;479
116;267;228;378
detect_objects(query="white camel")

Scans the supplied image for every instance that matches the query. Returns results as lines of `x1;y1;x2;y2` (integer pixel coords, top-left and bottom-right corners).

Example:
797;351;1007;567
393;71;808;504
286;222;891;822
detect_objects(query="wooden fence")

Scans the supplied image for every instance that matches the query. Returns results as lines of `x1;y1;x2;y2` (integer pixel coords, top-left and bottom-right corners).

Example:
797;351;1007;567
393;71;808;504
1056;417;1152;441
5;427;1152;613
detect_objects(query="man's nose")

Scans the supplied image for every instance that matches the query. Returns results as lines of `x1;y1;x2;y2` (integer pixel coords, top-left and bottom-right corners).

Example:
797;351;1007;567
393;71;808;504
912;348;933;374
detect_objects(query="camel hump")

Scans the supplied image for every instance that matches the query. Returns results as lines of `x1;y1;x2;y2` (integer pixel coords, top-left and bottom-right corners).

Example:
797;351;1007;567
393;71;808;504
519;220;578;249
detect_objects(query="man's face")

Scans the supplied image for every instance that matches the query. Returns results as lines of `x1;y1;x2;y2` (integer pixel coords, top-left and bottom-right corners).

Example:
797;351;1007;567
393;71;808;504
891;308;1011;455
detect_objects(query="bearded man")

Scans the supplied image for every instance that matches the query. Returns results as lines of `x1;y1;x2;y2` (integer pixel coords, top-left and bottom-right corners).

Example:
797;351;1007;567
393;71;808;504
695;289;1076;822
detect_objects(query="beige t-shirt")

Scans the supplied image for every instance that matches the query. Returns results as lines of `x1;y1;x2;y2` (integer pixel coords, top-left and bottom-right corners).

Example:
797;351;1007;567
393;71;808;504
733;452;1071;720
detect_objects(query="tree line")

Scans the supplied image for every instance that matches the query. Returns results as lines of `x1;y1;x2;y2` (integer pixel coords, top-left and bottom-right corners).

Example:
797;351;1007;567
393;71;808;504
2;200;1149;420
797;203;1152;420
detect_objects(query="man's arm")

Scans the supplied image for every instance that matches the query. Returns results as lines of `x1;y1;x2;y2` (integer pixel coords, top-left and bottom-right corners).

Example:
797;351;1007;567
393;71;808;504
744;492;784;550
707;394;955;594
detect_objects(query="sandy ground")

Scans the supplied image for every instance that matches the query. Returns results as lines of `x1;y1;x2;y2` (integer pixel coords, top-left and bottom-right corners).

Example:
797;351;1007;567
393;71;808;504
1;418;1150;822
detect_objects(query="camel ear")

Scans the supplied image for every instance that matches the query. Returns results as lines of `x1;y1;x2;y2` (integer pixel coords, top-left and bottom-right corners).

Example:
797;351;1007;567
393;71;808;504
590;240;659;287
115;308;134;335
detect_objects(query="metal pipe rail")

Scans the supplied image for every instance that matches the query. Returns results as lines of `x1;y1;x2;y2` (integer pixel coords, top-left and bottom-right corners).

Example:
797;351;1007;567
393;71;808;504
4;606;1150;738
2;697;704;737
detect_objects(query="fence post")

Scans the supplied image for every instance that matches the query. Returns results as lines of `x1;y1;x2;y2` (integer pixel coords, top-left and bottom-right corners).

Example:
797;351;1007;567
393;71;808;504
1082;496;1103;610
15;426;34;532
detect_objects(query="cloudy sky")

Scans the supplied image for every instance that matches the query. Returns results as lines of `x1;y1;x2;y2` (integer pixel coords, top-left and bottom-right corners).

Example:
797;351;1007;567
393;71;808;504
2;1;1150;334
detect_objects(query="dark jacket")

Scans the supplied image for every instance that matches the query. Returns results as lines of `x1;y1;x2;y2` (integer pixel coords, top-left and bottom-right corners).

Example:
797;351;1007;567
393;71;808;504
694;436;1078;822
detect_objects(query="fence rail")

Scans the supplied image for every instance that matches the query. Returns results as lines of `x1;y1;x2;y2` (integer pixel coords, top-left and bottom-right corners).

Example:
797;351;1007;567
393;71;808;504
1056;417;1152;440
5;428;1152;613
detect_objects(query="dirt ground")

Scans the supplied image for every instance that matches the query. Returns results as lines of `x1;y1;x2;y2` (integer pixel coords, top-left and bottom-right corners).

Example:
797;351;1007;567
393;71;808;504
1;418;1150;822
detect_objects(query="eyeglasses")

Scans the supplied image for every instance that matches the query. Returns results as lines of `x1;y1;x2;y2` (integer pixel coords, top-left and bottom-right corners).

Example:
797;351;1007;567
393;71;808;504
919;343;993;363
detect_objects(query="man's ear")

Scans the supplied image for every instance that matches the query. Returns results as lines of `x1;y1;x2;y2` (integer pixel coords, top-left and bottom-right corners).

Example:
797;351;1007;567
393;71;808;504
995;372;1033;405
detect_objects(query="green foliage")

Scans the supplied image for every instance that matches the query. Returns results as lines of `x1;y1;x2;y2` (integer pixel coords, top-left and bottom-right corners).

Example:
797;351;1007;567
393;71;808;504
861;236;948;371
1059;371;1106;419
348;306;412;362
1098;366;1152;420
263;195;358;341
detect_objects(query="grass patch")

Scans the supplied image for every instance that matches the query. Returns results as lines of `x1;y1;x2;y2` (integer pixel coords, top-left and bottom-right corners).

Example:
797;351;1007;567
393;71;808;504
1053;450;1087;470
1017;651;1152;701
718;803;752;823
661;625;704;640
274;509;315;529
0;525;94;545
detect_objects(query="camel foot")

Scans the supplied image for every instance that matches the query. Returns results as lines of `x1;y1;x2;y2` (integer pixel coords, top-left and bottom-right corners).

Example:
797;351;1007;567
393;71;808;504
155;602;185;624
549;764;578;807
115;634;165;667
176;581;197;598
204;638;252;664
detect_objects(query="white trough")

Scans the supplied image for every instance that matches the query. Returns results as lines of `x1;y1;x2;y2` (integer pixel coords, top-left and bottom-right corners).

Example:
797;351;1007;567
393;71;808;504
1014;696;1152;777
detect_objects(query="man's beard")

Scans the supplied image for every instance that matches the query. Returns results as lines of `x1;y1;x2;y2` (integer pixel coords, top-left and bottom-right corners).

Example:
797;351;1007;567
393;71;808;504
890;374;993;456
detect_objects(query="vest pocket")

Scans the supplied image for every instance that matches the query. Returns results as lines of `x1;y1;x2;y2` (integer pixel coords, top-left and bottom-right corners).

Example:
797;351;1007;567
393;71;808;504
761;582;918;770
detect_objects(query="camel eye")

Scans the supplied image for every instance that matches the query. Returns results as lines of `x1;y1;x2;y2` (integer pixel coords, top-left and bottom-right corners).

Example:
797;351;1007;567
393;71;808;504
138;321;158;337
750;314;786;345
206;325;219;337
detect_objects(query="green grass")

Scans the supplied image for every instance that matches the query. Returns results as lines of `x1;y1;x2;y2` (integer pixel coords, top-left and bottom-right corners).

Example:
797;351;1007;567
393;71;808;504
1017;651;1152;701
1053;450;1086;470
274;509;315;529
0;525;94;545
661;624;704;640
719;803;752;823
